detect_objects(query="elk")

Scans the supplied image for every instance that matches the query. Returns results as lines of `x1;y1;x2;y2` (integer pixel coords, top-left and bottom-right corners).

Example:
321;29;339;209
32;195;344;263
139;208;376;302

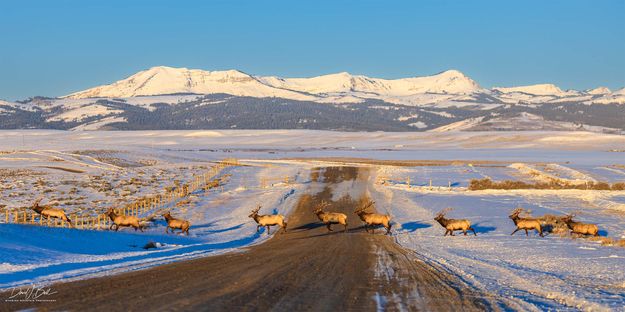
32;198;73;227
162;211;191;235
106;207;143;232
248;205;287;235
561;214;599;236
509;208;543;237
354;200;392;235
313;200;348;232
434;208;476;236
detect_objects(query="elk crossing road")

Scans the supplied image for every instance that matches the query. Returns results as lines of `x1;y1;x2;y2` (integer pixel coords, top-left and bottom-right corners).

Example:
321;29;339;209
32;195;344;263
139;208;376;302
4;166;507;311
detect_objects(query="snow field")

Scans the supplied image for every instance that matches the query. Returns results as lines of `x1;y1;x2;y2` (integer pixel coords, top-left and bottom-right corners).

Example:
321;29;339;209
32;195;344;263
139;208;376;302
369;166;625;310
0;160;310;289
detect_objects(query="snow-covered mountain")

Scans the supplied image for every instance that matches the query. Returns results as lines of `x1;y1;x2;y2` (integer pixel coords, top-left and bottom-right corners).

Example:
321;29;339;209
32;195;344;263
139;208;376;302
586;87;611;95
2;66;623;132
62;66;624;108
65;66;317;101
258;69;481;95
64;66;484;106
493;83;566;96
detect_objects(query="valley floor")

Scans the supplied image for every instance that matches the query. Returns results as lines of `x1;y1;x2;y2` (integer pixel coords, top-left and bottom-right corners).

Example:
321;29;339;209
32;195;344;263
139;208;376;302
0;130;624;310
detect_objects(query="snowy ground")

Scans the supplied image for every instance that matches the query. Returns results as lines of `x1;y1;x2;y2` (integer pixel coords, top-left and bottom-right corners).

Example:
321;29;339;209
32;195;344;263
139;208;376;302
0;151;310;288
0;130;624;310
369;165;625;311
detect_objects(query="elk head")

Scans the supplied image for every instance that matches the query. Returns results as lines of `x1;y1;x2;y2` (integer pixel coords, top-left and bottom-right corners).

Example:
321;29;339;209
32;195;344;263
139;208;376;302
32;197;44;209
561;212;577;224
313;200;331;214
434;207;453;221
249;205;261;218
509;207;525;219
106;207;117;217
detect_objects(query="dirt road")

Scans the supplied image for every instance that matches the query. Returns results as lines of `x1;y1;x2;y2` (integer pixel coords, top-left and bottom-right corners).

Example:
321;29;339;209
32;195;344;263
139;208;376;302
3;166;505;311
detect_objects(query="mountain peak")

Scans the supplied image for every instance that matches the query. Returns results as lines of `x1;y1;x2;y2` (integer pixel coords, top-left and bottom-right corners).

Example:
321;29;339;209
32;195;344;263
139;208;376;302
437;69;466;77
586;86;611;95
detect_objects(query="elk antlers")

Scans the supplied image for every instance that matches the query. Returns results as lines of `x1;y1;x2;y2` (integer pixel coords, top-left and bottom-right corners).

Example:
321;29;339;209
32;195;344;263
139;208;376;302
314;200;331;212
250;204;261;214
355;200;375;213
435;207;453;218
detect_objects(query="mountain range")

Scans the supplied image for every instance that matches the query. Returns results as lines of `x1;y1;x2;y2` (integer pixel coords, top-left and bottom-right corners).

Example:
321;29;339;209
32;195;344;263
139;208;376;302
1;66;624;132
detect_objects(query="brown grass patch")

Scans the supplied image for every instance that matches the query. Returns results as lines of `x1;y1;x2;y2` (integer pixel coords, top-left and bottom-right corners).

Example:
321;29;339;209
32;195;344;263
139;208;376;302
40;166;85;174
468;178;625;191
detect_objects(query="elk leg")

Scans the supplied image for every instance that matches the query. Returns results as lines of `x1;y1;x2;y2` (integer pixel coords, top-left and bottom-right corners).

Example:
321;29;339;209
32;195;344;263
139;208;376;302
463;230;468;236
326;223;333;232
266;225;270;235
165;227;169;234
524;229;528;236
511;228;519;236
469;227;477;236
344;223;348;233
257;225;261;233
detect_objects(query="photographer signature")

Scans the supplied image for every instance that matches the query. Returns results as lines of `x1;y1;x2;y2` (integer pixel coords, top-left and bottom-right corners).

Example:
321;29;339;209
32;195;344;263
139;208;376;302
6;285;57;302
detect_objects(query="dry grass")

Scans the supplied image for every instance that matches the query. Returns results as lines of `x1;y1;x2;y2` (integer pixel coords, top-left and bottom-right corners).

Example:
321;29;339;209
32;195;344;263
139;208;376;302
40;166;85;174
469;178;625;191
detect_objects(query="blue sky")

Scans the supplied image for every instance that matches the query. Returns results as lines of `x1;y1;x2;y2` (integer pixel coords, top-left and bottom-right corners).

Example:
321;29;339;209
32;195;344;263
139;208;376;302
1;0;624;100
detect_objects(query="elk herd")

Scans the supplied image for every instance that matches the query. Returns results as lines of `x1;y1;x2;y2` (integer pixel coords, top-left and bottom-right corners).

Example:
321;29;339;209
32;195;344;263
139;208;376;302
28;197;192;235
431;206;600;238
247;199;393;235
27;197;601;241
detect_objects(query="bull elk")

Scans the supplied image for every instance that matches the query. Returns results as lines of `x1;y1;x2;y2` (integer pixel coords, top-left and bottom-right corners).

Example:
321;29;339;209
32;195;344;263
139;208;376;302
509;208;543;237
354;201;392;235
561;214;599;236
106;208;143;232
313;200;348;232
434;208;476;236
249;205;287;235
162;211;191;235
32;198;73;227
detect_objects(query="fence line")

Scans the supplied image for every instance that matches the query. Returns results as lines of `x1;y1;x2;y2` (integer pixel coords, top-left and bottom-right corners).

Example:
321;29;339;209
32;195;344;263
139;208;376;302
1;158;238;230
377;175;455;190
